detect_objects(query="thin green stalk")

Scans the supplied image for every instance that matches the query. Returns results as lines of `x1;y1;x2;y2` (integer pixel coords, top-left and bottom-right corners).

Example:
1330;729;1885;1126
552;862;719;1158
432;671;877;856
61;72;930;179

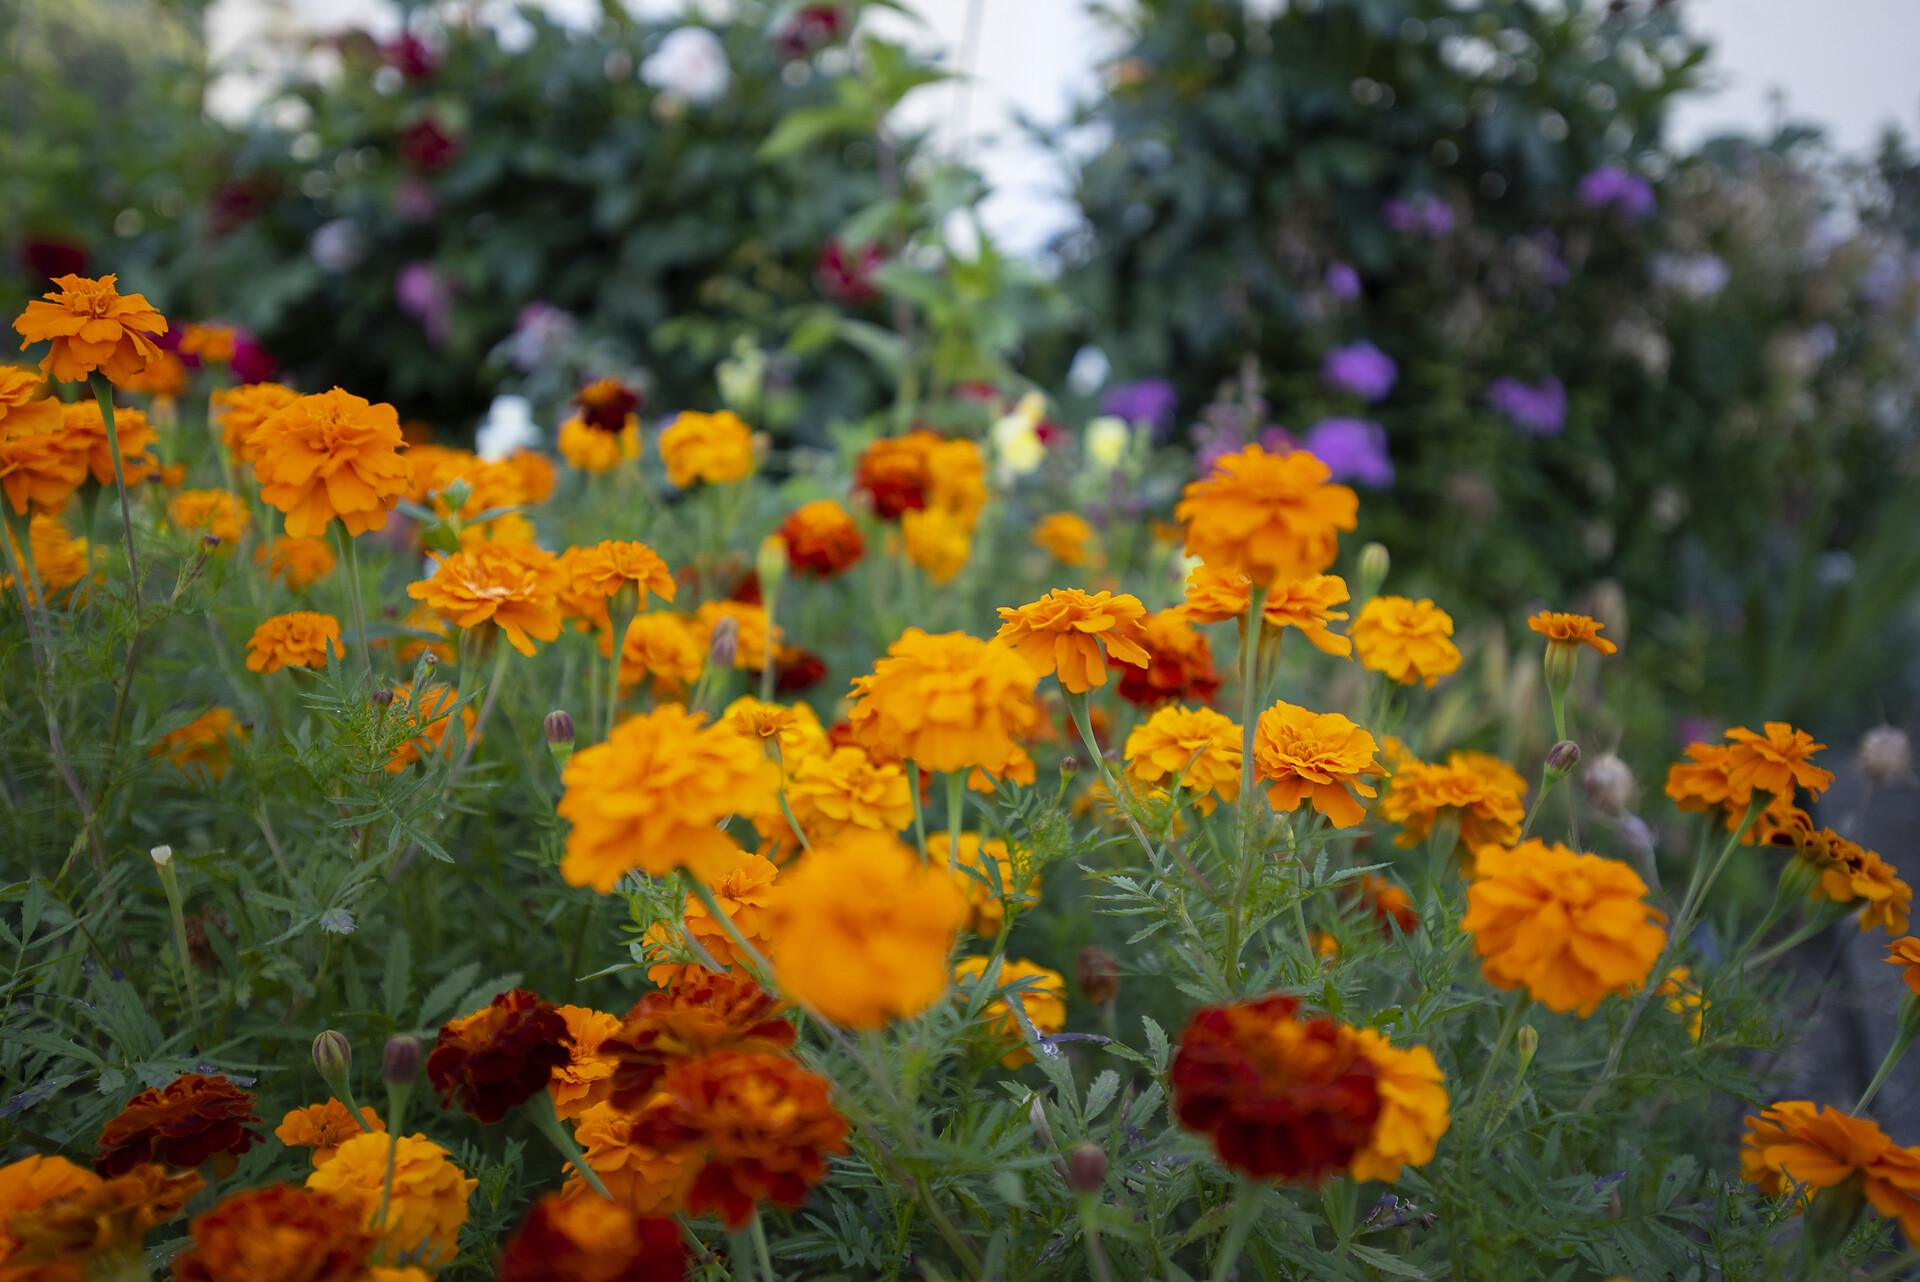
759;581;779;703
334;523;373;681
907;760;929;862
1749;907;1847;967
683;871;776;987
154;854;202;1027
1077;1195;1116;1282
771;742;812;854
1858;1028;1917;1112
522;1088;611;1198
1209;1178;1265;1282
747;1212;777;1282
1228;589;1273;975
605;588;637;742
946;768;964;860
88;373;143;609
1517;770;1564;841
1468;992;1528;1133
377;1080;411;1233
1548;688;1566;743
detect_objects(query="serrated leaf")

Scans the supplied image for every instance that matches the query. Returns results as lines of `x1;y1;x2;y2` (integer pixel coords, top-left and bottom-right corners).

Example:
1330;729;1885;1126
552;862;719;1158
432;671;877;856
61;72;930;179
383;929;412;1021
416;961;482;1028
1084;1069;1120;1122
1142;1015;1171;1072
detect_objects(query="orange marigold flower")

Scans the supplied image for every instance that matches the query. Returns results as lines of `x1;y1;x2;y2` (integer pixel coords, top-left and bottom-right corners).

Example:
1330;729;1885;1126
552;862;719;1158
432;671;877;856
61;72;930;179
659;410;753;487
4;515;91;606
853;431;939;519
722;694;827;755
178;323;236;364
1179;564;1258;624
785;746;914;841
210;383;299;463
641;853;782;988
559;704;782;890
1347;1030;1450;1183
1261;576;1354;657
150;708;245;780
1462;840;1667;1016
1252;702;1380;828
407;542;564;656
1812;840;1911;934
995;588;1150;694
847;629;1040;775
112;348;186;398
0;1154;101;1261
1033;512;1094;566
60;399;158;487
1750;794;1817;848
304;1132;475;1270
1351;873;1421;937
901;504;972;584
1664;740;1736;813
168;489;250;547
769;829;970;1027
1378;751;1528;851
2;1162;199;1278
564;1104;700;1218
1723;722;1834;802
928;832;1040;936
0;377;83;517
0;366;62;436
576;539;675;604
926;438;987;529
549;1005;623;1121
617;612;706;694
496;1192;687;1282
1656;966;1708;1042
170;1185;381;1282
1174;445;1357;586
778;499;865;578
385;684;473;773
245;611;342;674
428;988;574;1123
13;274;168;384
952;956;1068;1067
1741;1101;1920;1240
1123;704;1241;814
255;536;335;590
94;1073;261;1178
630;1052;850;1230
1115;608;1220;707
249;388;411;537
601;971;797;1112
508;448;556;502
1350;596;1461;688
1886;936;1920;996
1170;994;1381;1183
558;415;641;473
1527;610;1617;655
273;1100;383;1167
694;599;779;672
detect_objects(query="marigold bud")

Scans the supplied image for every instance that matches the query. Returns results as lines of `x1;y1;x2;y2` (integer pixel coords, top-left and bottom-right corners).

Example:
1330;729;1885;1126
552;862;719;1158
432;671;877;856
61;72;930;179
202;534;222;549
312;1030;352;1086
1542;640;1579;698
1357;541;1390;598
383;1034;422;1086
1581;752;1635;813
371;688;396;708
1076;945;1121;1006
1059;756;1079;776
1775;850;1825;907
1544;740;1581;781
756;534;788;591
1805;1171;1869;1256
1861;726;1912;785
150;845;173;867
545;710;575;770
1066;1142;1107;1194
709;615;739;669
1515;1025;1538;1074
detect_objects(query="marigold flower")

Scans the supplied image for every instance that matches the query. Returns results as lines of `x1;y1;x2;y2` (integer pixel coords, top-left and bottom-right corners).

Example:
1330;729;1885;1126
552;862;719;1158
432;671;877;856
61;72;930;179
112;349;187;398
169;1185;381;1282
1252;702;1379;828
953;956;1068;1067
273;1100;383;1167
244;612;343;674
390;604;456;668
210;382;299;463
722;695;827;754
559;703;782;890
407;542;564;656
150;708;245;780
1350;596;1461;687
496;1192;688;1282
694;600;778;671
0;366;62;437
926;438;987;529
1170;994;1381;1183
1115;609;1220;707
4;515;91;605
1723;722;1834;802
385;683;473;772
1527;610;1617;654
1124;705;1241;813
618;612;706;694
928;832;1040;936
549;1005;623;1121
1663;740;1736;813
60;399;159;487
1378;751;1527;851
1351;874;1420;937
785;746;913;840
774;644;828;695
1033;512;1094;566
167;489;249;548
994;589;1150;694
901;504;972;584
2;1162;199;1277
601;972;797;1111
778;499;865;577
1887;937;1920;996
428;988;574;1123
304;1132;475;1269
13;274;168;383
178;323;236;364
558;415;641;473
94;1073;261;1178
1740;1101;1920;1239
659;410;753;487
642;854;782;988
1655;966;1708;1042
1812;840;1911;934
255;536;334;590
768;829;970;1027
577;377;643;433
508;448;556;502
1462;840;1667;1016
1;386;85;518
854;431;940;519
847;629;1040;775
564;1104;700;1217
249;388;410;537
630;1051;850;1229
1174;445;1357;586
1348;1029;1449;1182
0;1154;103;1271
1261;576;1354;656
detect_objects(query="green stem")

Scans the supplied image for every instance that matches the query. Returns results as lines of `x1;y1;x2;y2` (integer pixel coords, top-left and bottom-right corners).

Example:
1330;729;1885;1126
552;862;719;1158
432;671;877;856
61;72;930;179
155;856;202;1028
771;742;812;854
946;768;964;861
748;1212;777;1282
1077;1194;1116;1282
1749;907;1848;967
759;581;779;703
1229;589;1272;977
1517;770;1563;841
1209;1178;1266;1282
683;870;776;988
907;760;928;863
1548;687;1566;743
523;1088;611;1199
1468;991;1528;1134
335;523;372;682
377;1081;410;1233
89;373;142;610
1858;1028;1917;1112
605;588;637;743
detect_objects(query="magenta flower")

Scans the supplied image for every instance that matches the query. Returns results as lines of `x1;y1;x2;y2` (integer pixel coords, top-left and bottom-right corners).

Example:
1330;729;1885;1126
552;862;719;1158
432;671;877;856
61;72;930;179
1303;418;1393;488
1321;341;1398;403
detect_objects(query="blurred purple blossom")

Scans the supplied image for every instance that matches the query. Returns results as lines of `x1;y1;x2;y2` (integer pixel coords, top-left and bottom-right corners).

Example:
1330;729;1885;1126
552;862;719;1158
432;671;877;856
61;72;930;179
396;260;455;348
1651;252;1729;301
1303;418;1393;488
1101;378;1179;437
393;177;440;222
1577;165;1656;220
1676;717;1718;747
1322;341;1398;403
1488;375;1567;436
1528;229;1570;288
1384;194;1455;237
1325;262;1362;300
505;302;578;372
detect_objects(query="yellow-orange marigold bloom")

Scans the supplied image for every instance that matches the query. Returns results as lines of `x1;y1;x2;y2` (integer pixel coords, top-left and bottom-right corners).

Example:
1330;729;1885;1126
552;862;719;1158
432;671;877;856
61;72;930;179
170;1184;381;1282
559;704;782;890
0;381;83;518
659;410;753;487
1664;741;1736;813
768;829;970;1027
508;449;555;502
112;348;186;398
249;388;410;537
722;695;827;756
168;489;250;548
576;540;675;604
4;515;91;606
995;588;1150;694
1351;596;1461;688
0;366;62;436
408;543;564;657
927;438;987;529
13;274;167;383
642;852;782;987
1033;512;1094;566
1527;610;1617;655
1656;966;1708;1042
1378;751;1528;851
1886;937;1920;996
210;383;299;463
245;612;342;673
953;956;1068;1067
4;1163;200;1275
563;1104;698;1218
1812;841;1912;934
1261;576;1354;656
928;832;1039;936
1348;1029;1450;1183
1462;839;1667;1017
151;708;244;780
1174;444;1357;585
178;323;236;364
557;415;641;473
1124;705;1242;813
1723;722;1834;802
785;745;913;839
901;504;972;584
305;1132;475;1270
694;600;778;672
60;400;158;487
385;684;473;773
778;499;865;578
618;612;707;694
549;1005;623;1121
255;536;334;591
848;629;1040;775
274;1100;383;1167
1252;702;1380;828
0;1154;103;1275
1741;1101;1920;1239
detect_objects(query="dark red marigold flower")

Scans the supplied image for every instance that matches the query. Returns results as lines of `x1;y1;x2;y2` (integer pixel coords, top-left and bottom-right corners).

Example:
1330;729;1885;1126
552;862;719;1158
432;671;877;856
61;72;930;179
1169;994;1380;1183
497;1191;688;1282
602;971;796;1112
427;988;573;1123
384;32;439;80
774;645;828;695
777;500;865;578
1115;610;1220;709
814;238;885;305
773;3;849;61
576;377;643;434
172;1184;379;1282
94;1074;262;1178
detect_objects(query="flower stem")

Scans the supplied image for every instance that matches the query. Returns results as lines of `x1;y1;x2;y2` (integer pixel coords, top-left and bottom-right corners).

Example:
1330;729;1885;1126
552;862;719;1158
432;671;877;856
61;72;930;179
88;373;142;611
683;870;777;988
1228;588;1272;978
946;768;964;860
1076;1194;1116;1282
1209;1178;1265;1282
748;1212;777;1282
1858;1028;1917;1113
334;523;373;682
522;1088;611;1199
605;588;637;743
1468;991;1528;1134
759;581;780;703
771;742;812;854
154;854;202;1028
907;760;928;863
377;1079;411;1232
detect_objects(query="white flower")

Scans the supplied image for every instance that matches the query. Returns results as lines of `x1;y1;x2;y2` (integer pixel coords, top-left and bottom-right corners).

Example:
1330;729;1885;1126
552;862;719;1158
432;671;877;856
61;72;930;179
1085;416;1129;471
642;27;731;105
475;395;542;461
311;220;364;274
992;413;1045;482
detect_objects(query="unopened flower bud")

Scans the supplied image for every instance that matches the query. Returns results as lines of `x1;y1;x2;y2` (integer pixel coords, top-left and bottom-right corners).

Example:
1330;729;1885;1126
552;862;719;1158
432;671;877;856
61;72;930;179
371;688;396;708
383;1034;422;1086
312;1030;352;1087
709;615;739;669
1066;1142;1107;1194
1805;1172;1869;1256
756;535;788;591
150;845;173;868
1076;945;1122;1006
202;534;221;549
1581;752;1635;814
545;710;576;770
1544;740;1581;781
1357;541;1390;598
423;650;438;666
1861;726;1912;785
1775;848;1825;907
1515;1025;1538;1074
1028;1095;1056;1150
1059;756;1079;777
441;477;473;513
1542;640;1579;698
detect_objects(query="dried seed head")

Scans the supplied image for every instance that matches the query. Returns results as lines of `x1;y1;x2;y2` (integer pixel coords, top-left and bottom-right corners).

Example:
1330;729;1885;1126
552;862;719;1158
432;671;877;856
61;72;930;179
1581;752;1636;813
1861;726;1912;785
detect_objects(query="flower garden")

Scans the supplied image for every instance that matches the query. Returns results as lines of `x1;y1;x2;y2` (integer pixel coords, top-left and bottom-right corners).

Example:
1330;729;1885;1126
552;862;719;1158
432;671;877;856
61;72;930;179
5;1;1920;1279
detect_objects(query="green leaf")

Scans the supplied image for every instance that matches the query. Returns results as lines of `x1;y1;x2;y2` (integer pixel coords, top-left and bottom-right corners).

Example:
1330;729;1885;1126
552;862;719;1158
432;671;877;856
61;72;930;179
383;929;413;1022
416;962;483;1028
1084;1069;1120;1121
756;105;876;161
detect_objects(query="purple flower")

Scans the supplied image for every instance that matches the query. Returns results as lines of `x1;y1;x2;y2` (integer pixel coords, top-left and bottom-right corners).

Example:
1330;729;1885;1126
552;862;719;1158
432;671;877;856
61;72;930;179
396;261;455;348
1258;426;1299;455
1528;228;1570;288
1321;341;1398;403
1384;194;1454;238
1577;165;1656;221
1303;418;1393;488
1488;375;1567;436
1325;262;1362;301
506;302;577;372
1100;378;1178;436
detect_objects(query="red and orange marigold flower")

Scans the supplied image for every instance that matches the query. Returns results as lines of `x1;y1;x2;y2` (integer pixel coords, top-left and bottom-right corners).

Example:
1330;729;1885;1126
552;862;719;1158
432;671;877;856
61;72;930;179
249;388;412;537
496;1192;687;1282
94;1073;261;1178
170;1185;385;1282
13;274;168;384
601;972;797;1111
1174;445;1357;586
1115;608;1219;707
778;499;865;577
428;989;575;1124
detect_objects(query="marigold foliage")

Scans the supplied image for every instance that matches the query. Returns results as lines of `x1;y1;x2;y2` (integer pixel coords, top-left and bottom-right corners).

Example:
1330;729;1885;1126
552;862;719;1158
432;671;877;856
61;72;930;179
953;956;1068;1067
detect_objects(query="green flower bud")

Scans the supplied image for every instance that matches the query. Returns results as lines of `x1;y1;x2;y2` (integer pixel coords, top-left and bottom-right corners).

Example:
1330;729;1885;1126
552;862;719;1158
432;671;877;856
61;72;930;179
312;1030;352;1091
1357;542;1390;599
